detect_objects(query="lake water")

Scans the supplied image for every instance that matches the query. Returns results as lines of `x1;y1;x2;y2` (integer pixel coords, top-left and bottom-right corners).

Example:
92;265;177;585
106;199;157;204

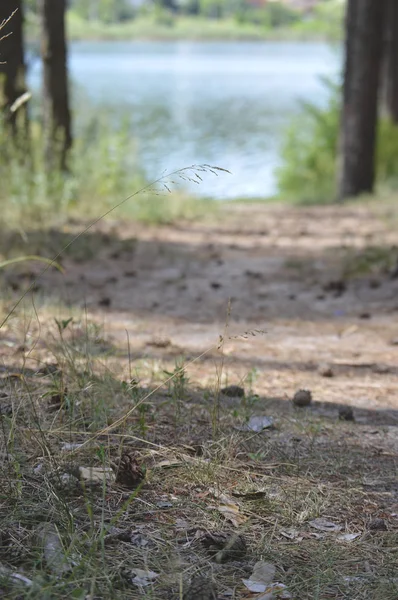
29;41;341;199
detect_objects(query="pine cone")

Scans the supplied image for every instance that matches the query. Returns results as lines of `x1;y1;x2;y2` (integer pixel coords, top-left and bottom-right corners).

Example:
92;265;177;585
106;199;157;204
183;576;217;600
114;453;145;488
292;389;312;407
201;531;247;563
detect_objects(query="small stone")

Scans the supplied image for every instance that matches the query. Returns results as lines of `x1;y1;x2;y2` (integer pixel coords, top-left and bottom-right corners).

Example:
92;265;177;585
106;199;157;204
368;518;387;531
318;363;334;378
221;385;245;398
183;576;217;600
292;389;312;407
338;406;355;421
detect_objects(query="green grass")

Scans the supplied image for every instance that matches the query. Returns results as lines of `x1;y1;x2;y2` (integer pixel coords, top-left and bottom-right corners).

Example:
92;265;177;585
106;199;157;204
0;113;216;237
276;79;398;204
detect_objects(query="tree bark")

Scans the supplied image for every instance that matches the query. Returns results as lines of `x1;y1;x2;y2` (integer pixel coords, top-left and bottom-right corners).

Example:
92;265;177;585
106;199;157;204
40;0;72;170
0;2;27;135
338;0;385;200
382;0;398;122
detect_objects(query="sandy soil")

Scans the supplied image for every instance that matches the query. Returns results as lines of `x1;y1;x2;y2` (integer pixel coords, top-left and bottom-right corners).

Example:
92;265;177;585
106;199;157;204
4;200;394;423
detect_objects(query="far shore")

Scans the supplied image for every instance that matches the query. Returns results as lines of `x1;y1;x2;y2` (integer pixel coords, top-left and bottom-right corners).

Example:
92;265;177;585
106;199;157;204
25;12;343;44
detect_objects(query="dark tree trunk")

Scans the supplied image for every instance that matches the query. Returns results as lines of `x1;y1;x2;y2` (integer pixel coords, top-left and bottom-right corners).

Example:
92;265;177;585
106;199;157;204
338;0;385;201
382;0;398;122
40;0;72;170
0;2;27;135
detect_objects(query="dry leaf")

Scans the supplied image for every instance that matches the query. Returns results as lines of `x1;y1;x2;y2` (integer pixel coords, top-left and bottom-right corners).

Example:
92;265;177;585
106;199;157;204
239;416;274;432
130;568;158;587
337;533;361;542
217;502;247;527
208;488;247;526
36;524;72;575
309;518;341;532
242;561;276;593
79;466;115;485
280;529;299;540
257;583;292;599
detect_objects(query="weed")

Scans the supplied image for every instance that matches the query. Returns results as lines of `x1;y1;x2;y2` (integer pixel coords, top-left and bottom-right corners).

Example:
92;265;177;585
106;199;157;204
163;357;189;427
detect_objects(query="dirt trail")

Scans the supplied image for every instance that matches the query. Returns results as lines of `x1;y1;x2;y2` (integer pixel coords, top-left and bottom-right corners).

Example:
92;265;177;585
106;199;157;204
2;201;398;599
18;200;395;420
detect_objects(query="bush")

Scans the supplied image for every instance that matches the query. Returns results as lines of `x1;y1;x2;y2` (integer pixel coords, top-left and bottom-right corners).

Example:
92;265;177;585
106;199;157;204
276;78;398;203
0;113;147;228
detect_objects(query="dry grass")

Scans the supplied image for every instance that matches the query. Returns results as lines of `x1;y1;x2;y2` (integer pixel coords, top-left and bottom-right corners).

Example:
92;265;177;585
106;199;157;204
1;197;398;598
1;307;398;599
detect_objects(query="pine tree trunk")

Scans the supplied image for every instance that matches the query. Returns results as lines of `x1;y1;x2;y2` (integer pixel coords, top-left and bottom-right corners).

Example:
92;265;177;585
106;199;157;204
338;0;385;200
40;0;72;170
0;2;27;135
382;0;398;122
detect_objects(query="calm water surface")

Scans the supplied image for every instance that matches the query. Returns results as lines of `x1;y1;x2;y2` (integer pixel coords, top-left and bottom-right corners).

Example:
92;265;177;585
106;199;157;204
29;41;341;198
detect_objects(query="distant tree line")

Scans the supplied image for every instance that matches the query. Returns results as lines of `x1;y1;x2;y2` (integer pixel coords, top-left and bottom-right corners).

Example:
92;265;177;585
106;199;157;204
1;0;396;203
67;0;303;26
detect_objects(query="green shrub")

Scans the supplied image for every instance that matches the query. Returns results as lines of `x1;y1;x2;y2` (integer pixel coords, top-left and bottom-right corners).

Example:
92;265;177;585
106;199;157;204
276;78;398;203
0;113;147;228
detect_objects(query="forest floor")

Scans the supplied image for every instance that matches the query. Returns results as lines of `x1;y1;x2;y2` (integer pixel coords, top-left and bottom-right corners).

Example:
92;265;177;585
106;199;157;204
1;200;398;599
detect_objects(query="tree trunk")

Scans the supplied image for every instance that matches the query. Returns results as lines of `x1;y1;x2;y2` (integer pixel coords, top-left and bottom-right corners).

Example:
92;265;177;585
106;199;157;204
40;0;72;170
0;2;27;135
338;0;385;200
382;0;398;122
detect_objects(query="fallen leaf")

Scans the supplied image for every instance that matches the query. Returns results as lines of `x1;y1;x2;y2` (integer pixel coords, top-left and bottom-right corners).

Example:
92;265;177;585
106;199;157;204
61;442;83;451
79;466;115;485
280;529;299;540
208;488;247;526
130;568;158;587
242;561;276;593
217;502;247;527
36;524;72;575
337;532;361;542
240;416;274;432
309;518;341;532
0;562;32;587
257;583;292;599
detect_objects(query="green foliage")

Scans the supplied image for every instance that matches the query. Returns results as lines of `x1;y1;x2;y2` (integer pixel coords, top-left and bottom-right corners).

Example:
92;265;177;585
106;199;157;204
236;1;300;28
60;0;344;41
69;0;135;23
276;79;398;204
0;114;147;228
290;0;345;42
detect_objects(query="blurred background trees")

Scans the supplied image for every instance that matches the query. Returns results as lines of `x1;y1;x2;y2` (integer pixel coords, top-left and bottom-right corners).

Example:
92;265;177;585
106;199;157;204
2;0;398;215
